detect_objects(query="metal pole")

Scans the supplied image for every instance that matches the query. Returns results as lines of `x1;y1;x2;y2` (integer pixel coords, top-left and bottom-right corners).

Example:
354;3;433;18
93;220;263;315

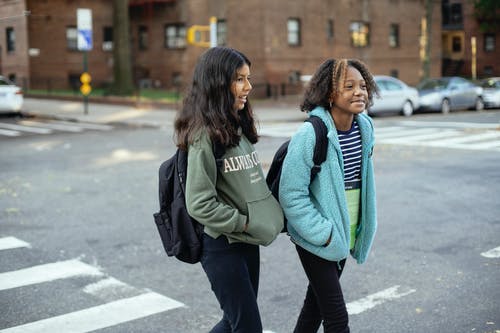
83;51;88;115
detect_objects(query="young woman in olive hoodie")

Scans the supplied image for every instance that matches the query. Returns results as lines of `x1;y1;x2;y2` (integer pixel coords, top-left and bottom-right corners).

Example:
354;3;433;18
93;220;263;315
174;47;283;333
279;59;378;333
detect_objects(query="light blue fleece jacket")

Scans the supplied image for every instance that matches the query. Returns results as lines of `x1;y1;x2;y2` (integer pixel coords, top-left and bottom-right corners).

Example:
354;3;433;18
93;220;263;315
279;107;377;264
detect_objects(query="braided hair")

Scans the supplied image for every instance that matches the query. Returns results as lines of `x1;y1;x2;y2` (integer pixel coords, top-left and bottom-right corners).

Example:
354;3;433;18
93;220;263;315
301;58;379;113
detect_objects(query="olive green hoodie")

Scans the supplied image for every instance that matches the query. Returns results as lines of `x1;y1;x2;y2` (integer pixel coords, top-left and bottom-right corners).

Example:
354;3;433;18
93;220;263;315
185;132;284;246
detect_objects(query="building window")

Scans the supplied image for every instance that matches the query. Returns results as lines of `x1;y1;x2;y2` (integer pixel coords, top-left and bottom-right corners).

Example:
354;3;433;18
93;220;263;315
452;36;461;52
442;1;463;26
389;24;399;48
450;3;463;25
327;19;334;40
103;26;113;51
66;26;78;50
350;21;370;47
484;33;495;52
6;27;15;52
138;25;148;50
483;66;494;76
217;19;227;46
287;18;301;46
165;24;186;49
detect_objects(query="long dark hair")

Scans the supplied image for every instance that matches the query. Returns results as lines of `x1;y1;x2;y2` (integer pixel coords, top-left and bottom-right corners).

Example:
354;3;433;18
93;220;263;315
300;58;378;112
175;47;258;150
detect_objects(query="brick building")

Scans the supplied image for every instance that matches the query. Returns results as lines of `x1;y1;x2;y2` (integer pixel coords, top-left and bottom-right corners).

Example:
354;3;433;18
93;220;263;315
441;0;499;78
0;0;497;96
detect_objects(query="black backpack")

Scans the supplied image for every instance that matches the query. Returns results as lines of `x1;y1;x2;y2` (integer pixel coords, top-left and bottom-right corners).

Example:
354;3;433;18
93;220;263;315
153;145;224;264
265;116;328;232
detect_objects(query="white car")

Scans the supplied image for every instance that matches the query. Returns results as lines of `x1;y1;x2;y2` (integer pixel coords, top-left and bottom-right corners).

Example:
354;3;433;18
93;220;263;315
0;76;23;112
481;77;500;109
368;75;419;117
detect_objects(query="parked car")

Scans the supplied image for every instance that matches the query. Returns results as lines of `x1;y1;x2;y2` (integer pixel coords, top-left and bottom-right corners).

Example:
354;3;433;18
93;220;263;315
0;76;23;112
480;77;500;109
368;75;419;117
417;76;484;114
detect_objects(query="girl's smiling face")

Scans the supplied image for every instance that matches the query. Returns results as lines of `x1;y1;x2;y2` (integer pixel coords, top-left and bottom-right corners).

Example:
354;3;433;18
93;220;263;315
231;64;252;111
332;65;368;115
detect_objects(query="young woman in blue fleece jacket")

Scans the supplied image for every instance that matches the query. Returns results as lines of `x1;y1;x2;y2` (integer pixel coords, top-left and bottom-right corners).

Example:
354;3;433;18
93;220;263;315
279;58;379;333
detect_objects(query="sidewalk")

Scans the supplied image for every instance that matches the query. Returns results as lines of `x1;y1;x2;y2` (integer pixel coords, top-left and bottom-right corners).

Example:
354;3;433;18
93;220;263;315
20;96;306;128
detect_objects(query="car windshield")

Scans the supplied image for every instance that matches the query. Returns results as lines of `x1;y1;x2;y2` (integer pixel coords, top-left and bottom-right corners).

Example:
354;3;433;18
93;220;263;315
417;79;449;90
481;79;499;88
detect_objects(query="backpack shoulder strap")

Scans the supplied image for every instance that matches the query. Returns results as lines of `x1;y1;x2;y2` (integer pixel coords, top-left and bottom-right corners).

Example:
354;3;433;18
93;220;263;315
213;142;225;169
305;115;328;180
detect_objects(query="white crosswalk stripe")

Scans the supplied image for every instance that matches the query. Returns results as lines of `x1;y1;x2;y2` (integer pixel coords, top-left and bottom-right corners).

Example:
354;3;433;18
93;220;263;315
0;120;114;137
0;237;422;333
258;122;500;152
0;235;419;332
0;237;184;332
0;292;184;333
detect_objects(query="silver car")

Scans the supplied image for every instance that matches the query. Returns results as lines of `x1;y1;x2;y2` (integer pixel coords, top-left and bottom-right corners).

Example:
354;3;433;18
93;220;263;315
480;77;500;109
368;75;419;117
417;76;484;114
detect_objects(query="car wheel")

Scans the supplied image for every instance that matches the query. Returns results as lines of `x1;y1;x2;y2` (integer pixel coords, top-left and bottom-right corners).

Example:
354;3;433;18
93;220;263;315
401;100;414;117
441;99;450;114
475;97;484;111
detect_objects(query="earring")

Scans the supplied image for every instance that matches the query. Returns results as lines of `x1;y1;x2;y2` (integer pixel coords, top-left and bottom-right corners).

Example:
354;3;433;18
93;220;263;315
329;101;333;109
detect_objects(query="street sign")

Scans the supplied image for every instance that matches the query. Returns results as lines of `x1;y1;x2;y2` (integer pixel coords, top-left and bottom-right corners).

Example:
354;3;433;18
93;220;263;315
77;9;93;51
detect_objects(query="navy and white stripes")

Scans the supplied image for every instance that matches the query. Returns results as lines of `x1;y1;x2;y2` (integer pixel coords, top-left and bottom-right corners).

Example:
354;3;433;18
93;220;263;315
337;121;362;182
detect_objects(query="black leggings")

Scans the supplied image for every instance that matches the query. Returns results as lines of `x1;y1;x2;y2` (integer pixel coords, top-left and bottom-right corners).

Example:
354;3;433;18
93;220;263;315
294;245;349;333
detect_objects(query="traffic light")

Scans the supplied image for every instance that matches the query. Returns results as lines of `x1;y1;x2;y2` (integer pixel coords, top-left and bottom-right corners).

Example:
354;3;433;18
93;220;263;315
80;72;92;96
186;16;217;48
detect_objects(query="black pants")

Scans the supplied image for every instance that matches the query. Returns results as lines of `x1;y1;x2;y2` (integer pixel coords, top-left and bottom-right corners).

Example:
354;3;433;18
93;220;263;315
294;245;349;333
200;234;262;333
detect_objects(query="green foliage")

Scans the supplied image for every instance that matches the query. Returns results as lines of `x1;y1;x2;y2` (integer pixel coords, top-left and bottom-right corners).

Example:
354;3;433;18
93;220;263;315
474;0;500;32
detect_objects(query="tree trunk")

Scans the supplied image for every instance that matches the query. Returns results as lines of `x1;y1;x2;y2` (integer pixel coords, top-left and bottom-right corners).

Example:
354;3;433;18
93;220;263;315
111;0;134;96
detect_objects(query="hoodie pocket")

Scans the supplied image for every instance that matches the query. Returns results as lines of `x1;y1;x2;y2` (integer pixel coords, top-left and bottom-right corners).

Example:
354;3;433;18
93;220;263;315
245;193;284;245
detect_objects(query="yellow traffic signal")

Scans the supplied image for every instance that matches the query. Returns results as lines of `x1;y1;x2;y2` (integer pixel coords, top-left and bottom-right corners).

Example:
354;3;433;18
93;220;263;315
187;17;217;48
80;72;92;96
187;25;211;47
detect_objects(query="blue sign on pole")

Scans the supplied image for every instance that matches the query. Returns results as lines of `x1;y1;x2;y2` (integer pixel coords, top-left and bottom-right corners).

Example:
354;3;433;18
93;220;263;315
78;29;93;51
77;8;93;51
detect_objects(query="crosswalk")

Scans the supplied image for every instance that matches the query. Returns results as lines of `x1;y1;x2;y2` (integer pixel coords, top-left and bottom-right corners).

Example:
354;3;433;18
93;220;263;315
1;235;418;332
0;119;113;137
259;121;500;152
0;236;184;333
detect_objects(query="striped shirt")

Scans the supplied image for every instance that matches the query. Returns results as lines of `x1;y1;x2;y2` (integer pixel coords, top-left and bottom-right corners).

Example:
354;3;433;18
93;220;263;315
337;121;362;185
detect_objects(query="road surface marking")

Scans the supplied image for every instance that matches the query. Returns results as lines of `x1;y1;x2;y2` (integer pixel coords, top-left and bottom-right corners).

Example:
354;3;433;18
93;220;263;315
0;128;20;136
375;126;406;133
19;120;83;132
0;292;184;333
428;131;499;145
49;120;114;131
347;285;416;315
380;129;461;143
83;277;138;299
376;128;437;139
0;259;103;291
481;246;500;258
399;121;500;130
0;237;31;251
0;122;52;134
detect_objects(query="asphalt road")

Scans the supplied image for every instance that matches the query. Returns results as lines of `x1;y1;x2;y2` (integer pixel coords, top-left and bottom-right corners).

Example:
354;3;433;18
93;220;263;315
0;110;499;333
